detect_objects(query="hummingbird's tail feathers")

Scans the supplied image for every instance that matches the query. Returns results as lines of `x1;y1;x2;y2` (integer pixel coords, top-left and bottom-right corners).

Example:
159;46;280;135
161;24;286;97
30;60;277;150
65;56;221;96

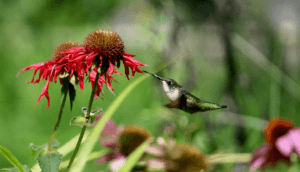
194;101;227;112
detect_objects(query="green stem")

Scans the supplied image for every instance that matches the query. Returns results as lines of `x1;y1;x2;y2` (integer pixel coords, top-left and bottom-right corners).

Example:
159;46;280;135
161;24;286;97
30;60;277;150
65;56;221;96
48;79;69;152
65;71;101;172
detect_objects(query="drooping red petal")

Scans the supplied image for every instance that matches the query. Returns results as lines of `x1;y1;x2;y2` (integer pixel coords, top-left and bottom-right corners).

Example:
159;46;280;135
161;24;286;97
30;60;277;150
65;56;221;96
35;79;50;108
122;53;147;79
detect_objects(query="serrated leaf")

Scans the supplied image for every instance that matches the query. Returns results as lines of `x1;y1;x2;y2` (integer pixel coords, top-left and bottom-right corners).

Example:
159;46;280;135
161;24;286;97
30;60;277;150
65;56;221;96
29;141;60;156
36;150;62;172
70;116;88;127
0;146;26;172
116;138;153;172
29;143;40;156
0;165;31;172
51;140;60;149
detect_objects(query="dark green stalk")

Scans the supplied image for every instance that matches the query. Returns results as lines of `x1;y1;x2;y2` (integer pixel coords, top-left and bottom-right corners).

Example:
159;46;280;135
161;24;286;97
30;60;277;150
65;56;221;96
65;71;101;171
48;78;69;152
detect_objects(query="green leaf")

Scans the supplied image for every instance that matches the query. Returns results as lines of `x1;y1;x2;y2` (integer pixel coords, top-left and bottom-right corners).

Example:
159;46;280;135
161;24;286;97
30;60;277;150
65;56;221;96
36;150;62;172
69;75;76;111
0;146;27;172
31;133;88;172
0;165;31;172
29;144;40;156
51;140;60;149
58;149;110;170
116;138;153;172
69;74;148;172
29;141;60;156
70;116;89;127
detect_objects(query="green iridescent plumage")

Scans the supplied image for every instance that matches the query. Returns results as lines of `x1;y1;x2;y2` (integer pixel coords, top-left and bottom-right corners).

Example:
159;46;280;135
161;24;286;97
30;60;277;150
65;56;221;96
145;71;227;114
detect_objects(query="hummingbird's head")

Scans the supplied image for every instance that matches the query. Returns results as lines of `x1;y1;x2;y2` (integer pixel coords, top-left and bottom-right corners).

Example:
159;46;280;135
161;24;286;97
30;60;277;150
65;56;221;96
144;71;182;101
160;78;182;101
163;78;182;90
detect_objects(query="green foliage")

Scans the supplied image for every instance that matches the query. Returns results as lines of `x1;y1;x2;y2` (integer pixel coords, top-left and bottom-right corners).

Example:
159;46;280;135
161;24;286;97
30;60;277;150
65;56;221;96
0;165;31;172
1;0;300;171
36;150;62;172
29;140;60;156
69;115;99;128
69;116;88;127
0;146;27;172
68;75;77;111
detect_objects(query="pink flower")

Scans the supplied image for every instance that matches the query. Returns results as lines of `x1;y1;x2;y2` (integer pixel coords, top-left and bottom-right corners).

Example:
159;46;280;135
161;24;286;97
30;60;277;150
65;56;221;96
276;128;300;157
250;118;300;170
94;119;154;171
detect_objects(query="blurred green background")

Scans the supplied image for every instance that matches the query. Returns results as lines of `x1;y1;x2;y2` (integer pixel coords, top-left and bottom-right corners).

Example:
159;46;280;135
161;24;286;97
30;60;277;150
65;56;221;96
1;0;300;171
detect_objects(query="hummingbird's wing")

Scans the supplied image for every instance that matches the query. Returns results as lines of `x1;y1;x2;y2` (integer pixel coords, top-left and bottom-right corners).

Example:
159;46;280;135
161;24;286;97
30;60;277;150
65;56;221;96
180;90;227;113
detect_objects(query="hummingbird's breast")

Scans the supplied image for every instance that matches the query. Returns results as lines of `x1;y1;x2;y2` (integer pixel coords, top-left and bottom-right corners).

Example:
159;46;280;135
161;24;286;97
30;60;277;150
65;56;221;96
162;81;180;101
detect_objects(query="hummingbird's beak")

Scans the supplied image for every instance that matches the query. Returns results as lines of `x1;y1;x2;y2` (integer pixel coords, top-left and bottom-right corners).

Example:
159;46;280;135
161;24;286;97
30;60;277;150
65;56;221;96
143;70;164;81
152;74;164;81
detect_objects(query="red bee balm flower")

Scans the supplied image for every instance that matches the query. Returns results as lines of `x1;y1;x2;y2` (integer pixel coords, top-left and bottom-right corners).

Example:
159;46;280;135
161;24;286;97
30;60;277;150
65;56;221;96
250;118;300;170
20;41;120;108
72;29;148;79
20;29;147;108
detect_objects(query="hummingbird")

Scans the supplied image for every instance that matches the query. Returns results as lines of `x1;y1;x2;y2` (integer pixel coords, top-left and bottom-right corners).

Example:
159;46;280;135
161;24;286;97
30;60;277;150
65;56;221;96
145;71;227;114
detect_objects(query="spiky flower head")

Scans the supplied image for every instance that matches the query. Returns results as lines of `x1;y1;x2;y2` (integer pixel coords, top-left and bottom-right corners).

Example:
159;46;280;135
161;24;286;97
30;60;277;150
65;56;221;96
79;29;147;79
119;125;152;156
165;143;208;172
84;30;124;62
52;42;81;60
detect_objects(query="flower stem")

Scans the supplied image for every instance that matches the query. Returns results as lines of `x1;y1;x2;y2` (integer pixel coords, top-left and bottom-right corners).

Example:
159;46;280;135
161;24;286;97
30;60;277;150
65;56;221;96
65;72;101;172
48;78;69;152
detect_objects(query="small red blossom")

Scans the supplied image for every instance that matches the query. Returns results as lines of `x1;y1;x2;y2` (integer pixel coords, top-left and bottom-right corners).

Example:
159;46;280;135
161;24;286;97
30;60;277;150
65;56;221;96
250;118;300;170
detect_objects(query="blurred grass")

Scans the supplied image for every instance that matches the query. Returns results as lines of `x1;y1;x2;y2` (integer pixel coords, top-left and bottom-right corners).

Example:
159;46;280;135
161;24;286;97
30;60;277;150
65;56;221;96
1;0;300;172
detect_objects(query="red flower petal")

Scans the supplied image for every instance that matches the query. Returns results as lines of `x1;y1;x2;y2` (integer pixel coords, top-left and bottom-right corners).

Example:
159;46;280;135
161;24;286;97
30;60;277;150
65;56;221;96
35;79;50;108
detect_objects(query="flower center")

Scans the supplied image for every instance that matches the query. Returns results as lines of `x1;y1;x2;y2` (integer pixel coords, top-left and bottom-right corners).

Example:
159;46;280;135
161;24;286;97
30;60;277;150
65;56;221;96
52;42;81;60
166;144;208;172
264;118;294;145
119;125;151;157
83;29;124;60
